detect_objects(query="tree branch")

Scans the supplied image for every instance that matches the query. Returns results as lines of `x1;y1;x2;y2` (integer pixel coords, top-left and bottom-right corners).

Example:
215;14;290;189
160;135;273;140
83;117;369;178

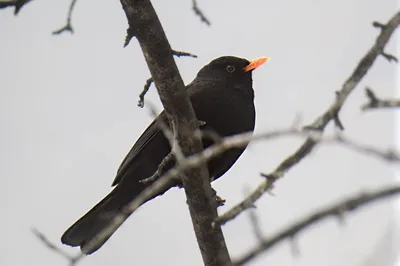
138;77;154;108
122;127;400;204
330;134;400;162
0;0;33;15
233;185;400;265
138;50;197;108
52;0;78;35
192;0;210;26
32;228;82;265
77;129;302;263
171;49;198;58
33;123;400;264
215;11;400;227
118;1;230;265
80;127;398;259
361;87;400;110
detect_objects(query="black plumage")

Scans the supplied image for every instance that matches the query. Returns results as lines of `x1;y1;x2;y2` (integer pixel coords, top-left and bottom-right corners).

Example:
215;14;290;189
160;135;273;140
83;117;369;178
61;55;267;254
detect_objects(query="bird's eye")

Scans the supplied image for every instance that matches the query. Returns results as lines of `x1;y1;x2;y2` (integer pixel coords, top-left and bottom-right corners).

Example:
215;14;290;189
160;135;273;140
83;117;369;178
226;65;235;73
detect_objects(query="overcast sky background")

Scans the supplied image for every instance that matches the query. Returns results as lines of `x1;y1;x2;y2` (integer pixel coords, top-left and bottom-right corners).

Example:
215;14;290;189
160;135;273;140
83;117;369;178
1;1;399;266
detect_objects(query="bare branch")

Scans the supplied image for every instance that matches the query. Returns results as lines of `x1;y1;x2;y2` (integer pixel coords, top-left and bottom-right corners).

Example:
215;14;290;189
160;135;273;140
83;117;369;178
172;49;198;58
361;87;400;110
81;169;183;256
32;228;83;265
192;0;211;26
140;152;175;184
139;128;399;215
81;125;399;256
215;194;226;207
215;11;400;227
80;126;302;262
0;0;33;15
138;50;197;108
211;187;226;207
117;1;230;265
52;0;78;35
138;77;154;108
331;134;400;162
333;91;345;130
381;51;398;62
247;207;264;244
233;185;400;265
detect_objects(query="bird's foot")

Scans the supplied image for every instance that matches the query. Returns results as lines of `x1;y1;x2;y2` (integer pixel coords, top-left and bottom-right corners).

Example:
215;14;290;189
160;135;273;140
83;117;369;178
140;152;175;184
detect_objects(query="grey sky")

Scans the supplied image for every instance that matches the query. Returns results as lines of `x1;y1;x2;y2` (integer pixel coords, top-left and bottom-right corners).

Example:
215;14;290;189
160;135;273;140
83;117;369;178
1;1;399;266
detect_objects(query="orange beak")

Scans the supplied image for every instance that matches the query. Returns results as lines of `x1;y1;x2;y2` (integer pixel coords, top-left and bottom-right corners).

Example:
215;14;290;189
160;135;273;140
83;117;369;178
243;56;269;72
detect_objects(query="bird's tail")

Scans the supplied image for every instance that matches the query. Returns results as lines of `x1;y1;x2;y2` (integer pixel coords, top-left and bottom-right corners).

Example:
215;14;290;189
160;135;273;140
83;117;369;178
61;185;142;255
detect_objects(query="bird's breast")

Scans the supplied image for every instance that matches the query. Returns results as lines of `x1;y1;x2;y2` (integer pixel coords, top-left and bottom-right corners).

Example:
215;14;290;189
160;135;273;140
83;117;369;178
189;84;256;138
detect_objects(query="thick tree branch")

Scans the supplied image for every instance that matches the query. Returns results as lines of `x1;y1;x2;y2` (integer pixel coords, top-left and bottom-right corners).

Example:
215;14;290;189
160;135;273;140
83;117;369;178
118;1;231;265
0;0;33;14
233;185;400;265
52;0;78;35
215;11;400;226
361;87;400;110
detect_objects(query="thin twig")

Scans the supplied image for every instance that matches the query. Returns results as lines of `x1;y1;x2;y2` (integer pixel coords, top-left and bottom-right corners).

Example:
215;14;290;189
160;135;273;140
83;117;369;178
141;121;215;185
361;87;400;110
0;0;33;14
247;204;264;243
212;187;226;207
331;134;400;162
138;50;196;107
138;77;154;108
52;0;78;35
32;228;83;265
172;49;198;58
192;0;211;26
215;11;400;227
233;185;400;265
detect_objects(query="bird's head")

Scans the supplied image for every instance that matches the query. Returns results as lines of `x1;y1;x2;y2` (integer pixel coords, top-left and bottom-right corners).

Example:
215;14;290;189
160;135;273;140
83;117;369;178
196;56;269;86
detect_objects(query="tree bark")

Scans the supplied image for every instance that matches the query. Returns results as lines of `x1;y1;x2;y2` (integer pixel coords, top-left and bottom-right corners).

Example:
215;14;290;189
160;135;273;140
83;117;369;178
119;1;232;265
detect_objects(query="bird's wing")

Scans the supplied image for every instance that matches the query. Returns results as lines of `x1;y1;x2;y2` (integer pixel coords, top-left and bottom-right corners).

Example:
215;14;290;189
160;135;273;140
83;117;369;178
111;79;202;187
111;111;167;186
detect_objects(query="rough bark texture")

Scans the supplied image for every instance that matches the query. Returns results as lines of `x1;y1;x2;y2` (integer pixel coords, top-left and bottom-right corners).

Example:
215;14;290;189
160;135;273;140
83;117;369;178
119;1;232;265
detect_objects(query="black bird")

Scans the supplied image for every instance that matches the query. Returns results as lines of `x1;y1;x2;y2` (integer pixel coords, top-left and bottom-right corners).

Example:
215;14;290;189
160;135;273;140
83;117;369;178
61;55;268;254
